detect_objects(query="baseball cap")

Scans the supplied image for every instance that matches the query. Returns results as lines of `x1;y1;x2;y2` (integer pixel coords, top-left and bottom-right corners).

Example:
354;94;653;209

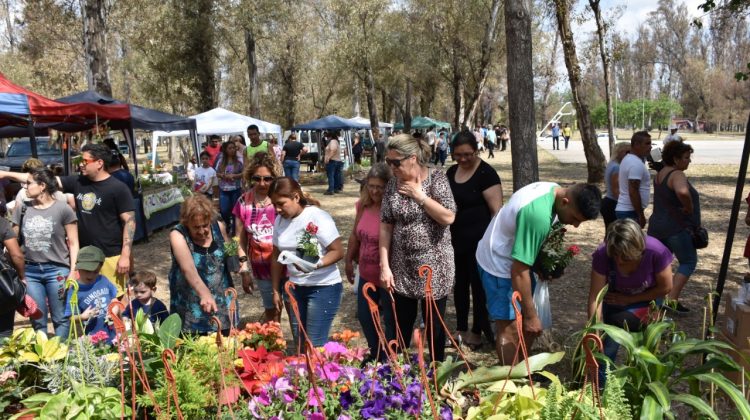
77;246;105;271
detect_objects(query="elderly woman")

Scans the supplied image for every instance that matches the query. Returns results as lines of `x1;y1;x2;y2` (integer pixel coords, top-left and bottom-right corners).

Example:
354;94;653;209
345;163;394;362
588;218;673;383
169;194;238;335
447;131;503;348
270;177;344;352
648;141;701;314
233;154;281;322
601;142;631;229
380;134;457;363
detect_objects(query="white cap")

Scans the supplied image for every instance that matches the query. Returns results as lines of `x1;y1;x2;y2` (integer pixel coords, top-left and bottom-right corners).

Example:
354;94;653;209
669;124;677;130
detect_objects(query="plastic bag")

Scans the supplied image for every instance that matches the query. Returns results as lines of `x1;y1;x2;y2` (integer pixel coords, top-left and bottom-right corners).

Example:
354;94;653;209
533;280;552;329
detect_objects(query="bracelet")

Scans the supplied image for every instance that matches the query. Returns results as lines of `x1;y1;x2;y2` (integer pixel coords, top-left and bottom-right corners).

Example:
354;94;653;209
418;195;428;207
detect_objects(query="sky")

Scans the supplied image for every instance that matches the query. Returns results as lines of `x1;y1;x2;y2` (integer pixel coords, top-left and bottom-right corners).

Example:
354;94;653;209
574;0;707;38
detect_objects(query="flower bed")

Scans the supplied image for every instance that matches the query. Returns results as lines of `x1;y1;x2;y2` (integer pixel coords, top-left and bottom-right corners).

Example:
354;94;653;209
2;303;750;419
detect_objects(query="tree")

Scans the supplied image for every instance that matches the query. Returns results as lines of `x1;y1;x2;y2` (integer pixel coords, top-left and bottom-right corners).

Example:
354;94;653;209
81;0;112;96
504;0;538;190
588;0;616;157
552;0;605;183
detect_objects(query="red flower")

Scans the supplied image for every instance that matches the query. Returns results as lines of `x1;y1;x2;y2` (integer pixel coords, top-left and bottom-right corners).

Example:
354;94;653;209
306;222;318;235
568;245;581;256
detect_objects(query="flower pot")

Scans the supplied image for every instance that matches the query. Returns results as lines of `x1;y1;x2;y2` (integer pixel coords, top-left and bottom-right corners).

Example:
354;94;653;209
533;264;565;280
296;248;320;264
225;255;240;273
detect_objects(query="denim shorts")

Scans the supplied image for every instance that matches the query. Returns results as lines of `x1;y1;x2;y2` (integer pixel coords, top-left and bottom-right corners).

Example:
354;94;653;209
660;230;697;276
256;280;276;310
478;265;536;321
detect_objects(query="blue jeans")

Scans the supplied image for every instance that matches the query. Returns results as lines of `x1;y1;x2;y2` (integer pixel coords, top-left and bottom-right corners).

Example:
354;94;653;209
326;161;344;192
220;188;242;235
661;230;698;276
615;210;638;221
283;160;301;182
286;282;343;352
357;278;395;361
25;262;70;338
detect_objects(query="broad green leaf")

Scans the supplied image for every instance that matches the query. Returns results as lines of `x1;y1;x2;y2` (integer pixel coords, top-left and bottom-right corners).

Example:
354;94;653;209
671;394;718;420
436;356;465;389
590;323;636;354
454;352;564;390
694;373;750;419
40;392;68;418
157;313;182;349
634;347;660;364
646;382;671;411
644;321;673;351
640;394;664;420
665;339;735;357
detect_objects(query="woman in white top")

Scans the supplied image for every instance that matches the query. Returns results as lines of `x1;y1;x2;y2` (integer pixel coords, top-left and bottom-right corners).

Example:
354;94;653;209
269;177;344;352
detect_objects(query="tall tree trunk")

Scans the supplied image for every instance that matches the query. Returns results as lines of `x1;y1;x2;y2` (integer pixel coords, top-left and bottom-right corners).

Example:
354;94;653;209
120;37;131;103
404;79;413;131
1;0;16;53
364;65;380;134
244;28;260;117
504;0;538;190
539;31;560;125
352;76;361;117
590;0;615;158
191;0;216;111
463;0;502;126
82;0;112;96
554;0;605;183
451;45;465;129
280;41;296;128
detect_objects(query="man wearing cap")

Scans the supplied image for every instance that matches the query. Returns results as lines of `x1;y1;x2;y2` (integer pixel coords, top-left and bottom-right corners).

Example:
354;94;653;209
0;143;135;295
663;125;683;146
63;245;119;338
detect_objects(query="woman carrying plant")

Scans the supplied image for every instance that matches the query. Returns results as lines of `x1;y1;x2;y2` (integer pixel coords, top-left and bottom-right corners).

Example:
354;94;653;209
269;177;344;352
233;154;282;322
169;194;238;335
647;141;701;314
344;163;394;362
13;168;78;339
380;134;456;363
216;141;244;236
446;131;502;349
588;218;673;384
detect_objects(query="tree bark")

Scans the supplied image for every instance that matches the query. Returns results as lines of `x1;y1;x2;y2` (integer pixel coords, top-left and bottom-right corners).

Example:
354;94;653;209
590;0;616;158
364;64;380;134
244;28;260;117
451;46;465;129
191;0;217;111
554;0;606;183
539;31;560;125
81;0;112;96
504;0;538;190
463;0;502;126
280;40;296;128
404;79;413;131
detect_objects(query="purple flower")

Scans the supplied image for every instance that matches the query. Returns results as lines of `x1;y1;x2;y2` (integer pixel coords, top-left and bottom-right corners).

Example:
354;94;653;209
323;341;348;357
338;416;351;420
322;362;342;382
339;390;354;410
307;387;325;407
308;413;325;420
341;365;364;383
440;404;453;420
272;377;293;394
361;397;386;419
387;393;404;409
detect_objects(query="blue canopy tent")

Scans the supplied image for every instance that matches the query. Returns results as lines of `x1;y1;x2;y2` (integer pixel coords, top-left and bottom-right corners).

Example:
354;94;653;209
292;115;370;166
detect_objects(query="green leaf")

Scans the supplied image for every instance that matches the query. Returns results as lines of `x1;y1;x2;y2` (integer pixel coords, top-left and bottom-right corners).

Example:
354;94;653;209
634;347;660;365
454;352;564;391
643;321;673;351
640;394;664;420
590;323;637;354
665;339;735;357
436;356;464;390
646;382;671;411
694;373;750;418
157;313;182;349
40;392;69;418
670;394;718;420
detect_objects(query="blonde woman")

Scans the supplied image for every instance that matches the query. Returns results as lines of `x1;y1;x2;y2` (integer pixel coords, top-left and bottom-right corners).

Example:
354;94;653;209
380;133;456;363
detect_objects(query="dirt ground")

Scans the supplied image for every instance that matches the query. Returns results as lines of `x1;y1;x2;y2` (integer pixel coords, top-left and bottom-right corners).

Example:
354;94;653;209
21;144;750;384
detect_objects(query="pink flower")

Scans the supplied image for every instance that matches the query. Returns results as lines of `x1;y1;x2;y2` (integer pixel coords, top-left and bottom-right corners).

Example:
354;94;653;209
0;370;17;384
307;387;325;407
89;330;110;345
306;222;318;235
322;341;348;357
568;245;581;256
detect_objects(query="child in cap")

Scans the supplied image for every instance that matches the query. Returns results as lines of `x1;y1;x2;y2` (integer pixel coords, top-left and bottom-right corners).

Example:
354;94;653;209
122;271;169;324
63;245;120;339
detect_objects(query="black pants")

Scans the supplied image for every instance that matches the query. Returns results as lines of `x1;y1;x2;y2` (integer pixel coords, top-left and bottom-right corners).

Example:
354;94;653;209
601;196;617;231
487;142;495;158
453;251;493;340
0;310;14;340
393;293;447;363
501;139;507;151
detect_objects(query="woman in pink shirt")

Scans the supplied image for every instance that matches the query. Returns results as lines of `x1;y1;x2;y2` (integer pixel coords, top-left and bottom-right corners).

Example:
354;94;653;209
345;163;394;363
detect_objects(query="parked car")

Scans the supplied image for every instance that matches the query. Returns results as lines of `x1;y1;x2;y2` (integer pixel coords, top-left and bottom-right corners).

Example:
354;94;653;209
596;132;618;142
0;137;74;172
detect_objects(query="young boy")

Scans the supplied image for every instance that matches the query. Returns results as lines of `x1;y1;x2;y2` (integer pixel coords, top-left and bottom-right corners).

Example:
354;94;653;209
63;246;119;339
122;271;169;324
193;151;217;198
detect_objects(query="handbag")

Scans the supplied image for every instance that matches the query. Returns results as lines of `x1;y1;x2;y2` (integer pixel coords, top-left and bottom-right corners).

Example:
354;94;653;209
0;254;25;312
688;225;709;249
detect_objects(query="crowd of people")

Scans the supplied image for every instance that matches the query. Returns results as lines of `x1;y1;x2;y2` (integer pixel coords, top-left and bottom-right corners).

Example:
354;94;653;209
0;125;708;375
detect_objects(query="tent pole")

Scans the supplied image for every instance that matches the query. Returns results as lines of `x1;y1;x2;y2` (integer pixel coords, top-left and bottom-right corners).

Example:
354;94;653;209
711;112;750;330
27;117;38;158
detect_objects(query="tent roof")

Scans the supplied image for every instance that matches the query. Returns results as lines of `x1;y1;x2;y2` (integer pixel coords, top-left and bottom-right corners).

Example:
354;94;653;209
56;91;195;132
0;73;130;125
292;115;370;131
393;116;451;130
152;107;281;138
347;116;393;129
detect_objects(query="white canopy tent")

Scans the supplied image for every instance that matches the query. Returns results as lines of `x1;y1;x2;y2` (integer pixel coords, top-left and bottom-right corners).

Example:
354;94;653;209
151;107;283;165
347;116;393;129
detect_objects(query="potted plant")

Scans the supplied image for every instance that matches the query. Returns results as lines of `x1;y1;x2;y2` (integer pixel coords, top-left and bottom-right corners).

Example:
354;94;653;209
532;222;581;279
296;222;320;264
224;236;241;273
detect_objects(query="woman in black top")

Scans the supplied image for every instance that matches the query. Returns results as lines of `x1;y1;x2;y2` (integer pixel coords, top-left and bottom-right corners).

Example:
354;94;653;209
446;130;503;348
281;133;307;182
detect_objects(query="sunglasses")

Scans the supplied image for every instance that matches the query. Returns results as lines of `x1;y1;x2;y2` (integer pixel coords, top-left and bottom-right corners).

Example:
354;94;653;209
80;157;99;165
251;175;275;183
385;155;412;168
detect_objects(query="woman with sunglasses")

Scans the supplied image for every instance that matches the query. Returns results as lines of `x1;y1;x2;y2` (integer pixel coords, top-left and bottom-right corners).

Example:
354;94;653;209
446;130;503;349
380;134;456;363
233;153;282;322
